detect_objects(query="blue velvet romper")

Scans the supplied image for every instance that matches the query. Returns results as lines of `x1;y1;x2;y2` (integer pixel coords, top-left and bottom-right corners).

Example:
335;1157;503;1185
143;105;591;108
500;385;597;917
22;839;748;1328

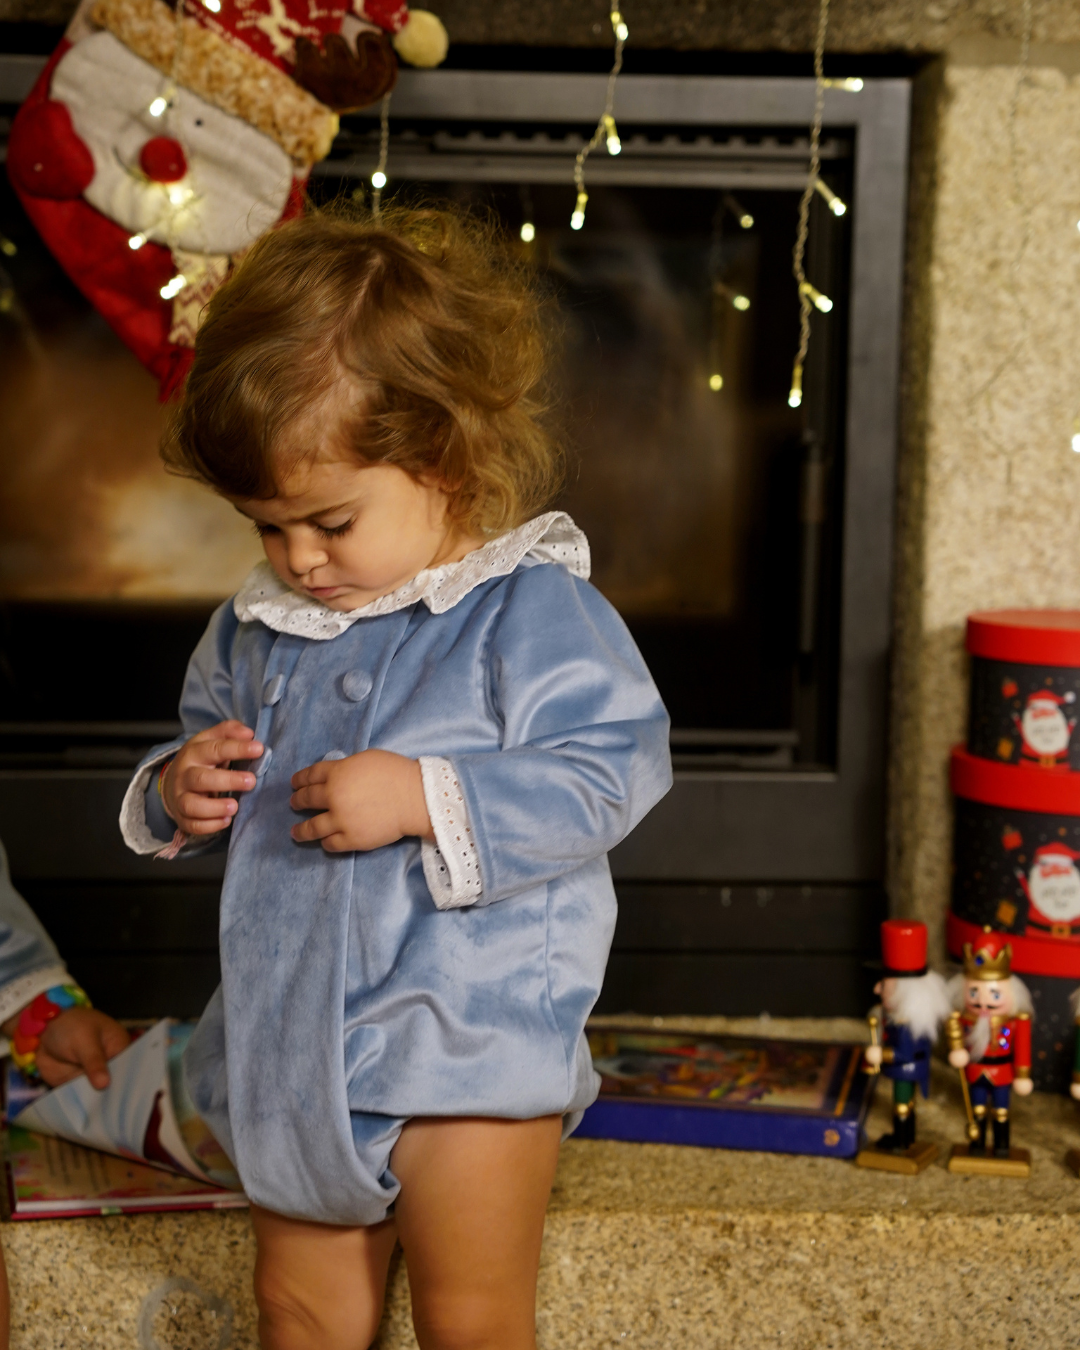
121;513;672;1224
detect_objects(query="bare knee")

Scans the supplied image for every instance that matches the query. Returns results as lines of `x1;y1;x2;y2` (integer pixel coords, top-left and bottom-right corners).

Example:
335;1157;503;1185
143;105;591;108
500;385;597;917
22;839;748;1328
411;1293;535;1350
254;1265;383;1350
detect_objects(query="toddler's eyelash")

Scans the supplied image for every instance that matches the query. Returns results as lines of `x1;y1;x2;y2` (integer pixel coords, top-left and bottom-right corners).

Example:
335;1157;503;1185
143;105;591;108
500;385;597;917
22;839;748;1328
252;522;278;538
314;520;355;539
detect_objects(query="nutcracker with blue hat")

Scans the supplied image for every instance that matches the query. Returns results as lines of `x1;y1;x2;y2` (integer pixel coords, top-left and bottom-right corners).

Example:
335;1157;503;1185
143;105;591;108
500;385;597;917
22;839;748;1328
856;919;951;1175
945;927;1034;1177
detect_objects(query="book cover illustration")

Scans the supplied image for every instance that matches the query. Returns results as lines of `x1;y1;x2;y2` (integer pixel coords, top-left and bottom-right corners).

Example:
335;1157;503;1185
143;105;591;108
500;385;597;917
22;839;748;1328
574;1027;875;1157
4;1019;246;1219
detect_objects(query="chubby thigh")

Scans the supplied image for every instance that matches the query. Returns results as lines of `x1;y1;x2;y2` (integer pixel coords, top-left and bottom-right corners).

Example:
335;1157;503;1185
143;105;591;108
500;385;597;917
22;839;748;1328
251;1114;563;1350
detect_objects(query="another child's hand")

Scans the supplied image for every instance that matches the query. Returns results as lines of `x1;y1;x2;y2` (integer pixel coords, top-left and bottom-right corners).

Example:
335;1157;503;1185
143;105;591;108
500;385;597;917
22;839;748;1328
161;720;263;836
290;750;434;852
34;1009;131;1090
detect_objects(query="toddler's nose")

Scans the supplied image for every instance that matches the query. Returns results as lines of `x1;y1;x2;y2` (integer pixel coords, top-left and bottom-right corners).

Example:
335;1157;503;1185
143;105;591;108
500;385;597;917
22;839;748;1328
139;136;188;183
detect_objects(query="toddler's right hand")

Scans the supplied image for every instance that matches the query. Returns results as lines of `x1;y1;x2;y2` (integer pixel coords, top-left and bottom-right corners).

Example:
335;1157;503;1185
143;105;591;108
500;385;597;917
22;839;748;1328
160;720;263;836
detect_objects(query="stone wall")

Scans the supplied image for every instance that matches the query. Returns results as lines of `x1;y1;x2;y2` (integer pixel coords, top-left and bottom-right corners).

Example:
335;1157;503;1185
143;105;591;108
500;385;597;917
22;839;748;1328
892;42;1080;957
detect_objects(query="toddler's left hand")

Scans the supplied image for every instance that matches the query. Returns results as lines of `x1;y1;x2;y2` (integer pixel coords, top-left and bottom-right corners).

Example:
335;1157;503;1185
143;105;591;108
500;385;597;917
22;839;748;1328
290;750;434;852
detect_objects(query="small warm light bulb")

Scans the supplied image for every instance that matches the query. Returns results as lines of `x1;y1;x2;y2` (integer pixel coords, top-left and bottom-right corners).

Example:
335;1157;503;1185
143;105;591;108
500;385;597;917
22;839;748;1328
824;77;864;92
732;294;751;311
519;221;536;243
371;169;387;190
814;178;848;217
148;96;168;117
708;373;724;392
1076;219;1080;234
203;0;221;10
610;9;629;41
739;213;754;229
800;281;834;313
166;184;192;206
0;236;18;258
128;232;147;250
159;274;187;300
788;363;804;409
1072;432;1080;454
570;190;588;231
603;115;621;156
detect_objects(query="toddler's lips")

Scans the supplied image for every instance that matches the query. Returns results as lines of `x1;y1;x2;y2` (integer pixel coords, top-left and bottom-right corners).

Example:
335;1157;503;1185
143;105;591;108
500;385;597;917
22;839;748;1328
306;585;348;599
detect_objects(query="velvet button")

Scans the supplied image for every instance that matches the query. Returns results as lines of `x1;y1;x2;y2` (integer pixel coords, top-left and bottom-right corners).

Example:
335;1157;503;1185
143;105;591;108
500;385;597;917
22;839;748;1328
342;669;373;702
254;747;273;778
322;750;347;761
263;674;286;706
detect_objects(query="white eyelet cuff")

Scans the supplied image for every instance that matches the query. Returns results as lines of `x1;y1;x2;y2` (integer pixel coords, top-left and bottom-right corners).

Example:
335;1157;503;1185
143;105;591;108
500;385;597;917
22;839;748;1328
419;756;483;910
119;746;184;856
0;964;72;1049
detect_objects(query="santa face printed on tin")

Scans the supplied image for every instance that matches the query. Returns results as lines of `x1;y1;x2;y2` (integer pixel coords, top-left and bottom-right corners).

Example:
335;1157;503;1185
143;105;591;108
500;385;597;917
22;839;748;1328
1024;844;1080;924
1015;690;1076;761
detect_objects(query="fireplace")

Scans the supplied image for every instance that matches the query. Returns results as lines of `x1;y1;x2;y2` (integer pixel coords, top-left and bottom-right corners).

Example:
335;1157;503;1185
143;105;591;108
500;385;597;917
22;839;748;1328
0;61;909;1017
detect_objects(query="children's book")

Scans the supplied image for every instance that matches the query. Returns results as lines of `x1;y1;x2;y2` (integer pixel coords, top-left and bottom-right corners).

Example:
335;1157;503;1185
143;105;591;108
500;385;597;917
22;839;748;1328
3;1019;247;1220
573;1026;875;1158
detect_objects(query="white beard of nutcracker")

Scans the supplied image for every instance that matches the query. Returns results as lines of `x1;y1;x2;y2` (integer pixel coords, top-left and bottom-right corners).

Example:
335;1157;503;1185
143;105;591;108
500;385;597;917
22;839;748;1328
1013;689;1076;767
6;0;447;398
946;932;1033;1158
1017;842;1080;937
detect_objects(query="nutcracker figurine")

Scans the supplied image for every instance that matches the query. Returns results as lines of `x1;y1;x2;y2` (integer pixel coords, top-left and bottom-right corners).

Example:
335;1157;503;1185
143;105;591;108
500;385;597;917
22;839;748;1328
855;919;951;1174
945;928;1034;1176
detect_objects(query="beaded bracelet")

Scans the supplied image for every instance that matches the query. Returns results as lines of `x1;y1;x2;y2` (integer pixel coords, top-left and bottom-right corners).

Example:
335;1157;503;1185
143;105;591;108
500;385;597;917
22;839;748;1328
156;758;174;799
11;984;92;1079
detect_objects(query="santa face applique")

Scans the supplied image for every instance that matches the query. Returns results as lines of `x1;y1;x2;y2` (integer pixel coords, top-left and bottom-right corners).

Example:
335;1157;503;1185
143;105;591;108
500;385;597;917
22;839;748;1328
1022;844;1080;929
1014;690;1076;764
53;33;293;256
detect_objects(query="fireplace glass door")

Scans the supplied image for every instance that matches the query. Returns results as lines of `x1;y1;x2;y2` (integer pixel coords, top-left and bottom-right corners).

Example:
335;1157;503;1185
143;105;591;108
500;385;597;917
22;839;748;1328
0;67;909;1016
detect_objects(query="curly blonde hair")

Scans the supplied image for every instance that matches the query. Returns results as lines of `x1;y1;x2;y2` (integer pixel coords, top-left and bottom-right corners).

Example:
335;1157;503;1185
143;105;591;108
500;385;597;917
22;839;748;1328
163;203;563;534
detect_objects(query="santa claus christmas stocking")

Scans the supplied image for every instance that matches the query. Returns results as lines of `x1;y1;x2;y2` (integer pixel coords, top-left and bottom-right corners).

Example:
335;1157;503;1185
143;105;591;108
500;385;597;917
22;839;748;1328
6;0;447;398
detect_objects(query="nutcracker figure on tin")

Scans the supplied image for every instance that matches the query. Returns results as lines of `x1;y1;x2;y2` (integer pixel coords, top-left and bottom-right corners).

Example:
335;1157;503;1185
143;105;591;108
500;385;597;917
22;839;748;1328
945;928;1034;1176
856;919;951;1175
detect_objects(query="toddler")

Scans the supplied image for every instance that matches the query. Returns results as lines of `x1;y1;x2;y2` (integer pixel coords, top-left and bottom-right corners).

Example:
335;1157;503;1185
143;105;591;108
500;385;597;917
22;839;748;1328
120;206;672;1350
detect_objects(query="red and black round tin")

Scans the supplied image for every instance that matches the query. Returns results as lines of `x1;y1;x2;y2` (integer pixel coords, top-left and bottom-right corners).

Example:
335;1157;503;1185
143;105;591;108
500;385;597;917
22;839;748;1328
948;747;1080;1091
967;610;1080;770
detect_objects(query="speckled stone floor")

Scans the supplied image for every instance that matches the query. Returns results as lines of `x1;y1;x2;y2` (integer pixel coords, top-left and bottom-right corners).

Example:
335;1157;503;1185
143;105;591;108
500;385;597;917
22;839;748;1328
6;1016;1080;1349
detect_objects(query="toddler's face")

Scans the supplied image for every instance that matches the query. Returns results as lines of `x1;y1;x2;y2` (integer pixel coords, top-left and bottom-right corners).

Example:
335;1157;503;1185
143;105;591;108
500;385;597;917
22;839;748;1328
235;457;466;611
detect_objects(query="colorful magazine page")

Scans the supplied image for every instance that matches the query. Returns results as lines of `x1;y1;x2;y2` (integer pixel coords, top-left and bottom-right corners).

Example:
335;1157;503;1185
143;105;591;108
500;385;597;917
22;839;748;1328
9;1019;241;1191
4;1124;247;1219
574;1027;875;1158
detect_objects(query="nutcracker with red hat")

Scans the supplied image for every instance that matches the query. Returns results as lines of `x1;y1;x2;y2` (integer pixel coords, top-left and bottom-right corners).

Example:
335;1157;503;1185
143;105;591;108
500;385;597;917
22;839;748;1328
5;0;448;398
856;920;951;1175
945;928;1034;1176
1012;688;1077;768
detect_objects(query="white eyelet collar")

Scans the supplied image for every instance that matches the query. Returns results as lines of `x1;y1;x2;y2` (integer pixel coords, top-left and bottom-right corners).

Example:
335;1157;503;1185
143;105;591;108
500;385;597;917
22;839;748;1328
233;511;591;640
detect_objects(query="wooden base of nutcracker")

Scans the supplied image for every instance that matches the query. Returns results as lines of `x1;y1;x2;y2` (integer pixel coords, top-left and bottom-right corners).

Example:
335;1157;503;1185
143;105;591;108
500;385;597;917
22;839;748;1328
1064;1148;1080;1177
947;1144;1031;1177
855;1141;939;1175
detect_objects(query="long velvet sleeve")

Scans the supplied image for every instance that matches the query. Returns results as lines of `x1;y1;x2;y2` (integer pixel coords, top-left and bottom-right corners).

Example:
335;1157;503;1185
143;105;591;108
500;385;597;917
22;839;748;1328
447;563;671;907
0;840;70;1029
120;599;241;856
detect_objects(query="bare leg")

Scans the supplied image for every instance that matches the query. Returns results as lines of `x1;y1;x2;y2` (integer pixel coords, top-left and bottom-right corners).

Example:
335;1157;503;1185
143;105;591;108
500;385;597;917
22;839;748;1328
391;1115;562;1350
250;1205;397;1350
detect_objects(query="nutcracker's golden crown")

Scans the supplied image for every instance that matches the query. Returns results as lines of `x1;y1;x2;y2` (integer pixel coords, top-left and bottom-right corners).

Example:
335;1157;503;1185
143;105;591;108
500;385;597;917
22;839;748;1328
962;927;1012;981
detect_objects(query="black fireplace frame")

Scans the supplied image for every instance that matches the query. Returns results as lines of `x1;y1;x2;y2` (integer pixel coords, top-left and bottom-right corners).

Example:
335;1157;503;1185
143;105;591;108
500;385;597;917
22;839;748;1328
0;62;909;1016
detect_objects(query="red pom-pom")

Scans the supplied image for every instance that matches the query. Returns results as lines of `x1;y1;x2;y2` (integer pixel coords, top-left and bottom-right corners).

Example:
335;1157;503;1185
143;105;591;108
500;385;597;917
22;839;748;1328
357;0;409;34
7;98;95;199
139;137;188;183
